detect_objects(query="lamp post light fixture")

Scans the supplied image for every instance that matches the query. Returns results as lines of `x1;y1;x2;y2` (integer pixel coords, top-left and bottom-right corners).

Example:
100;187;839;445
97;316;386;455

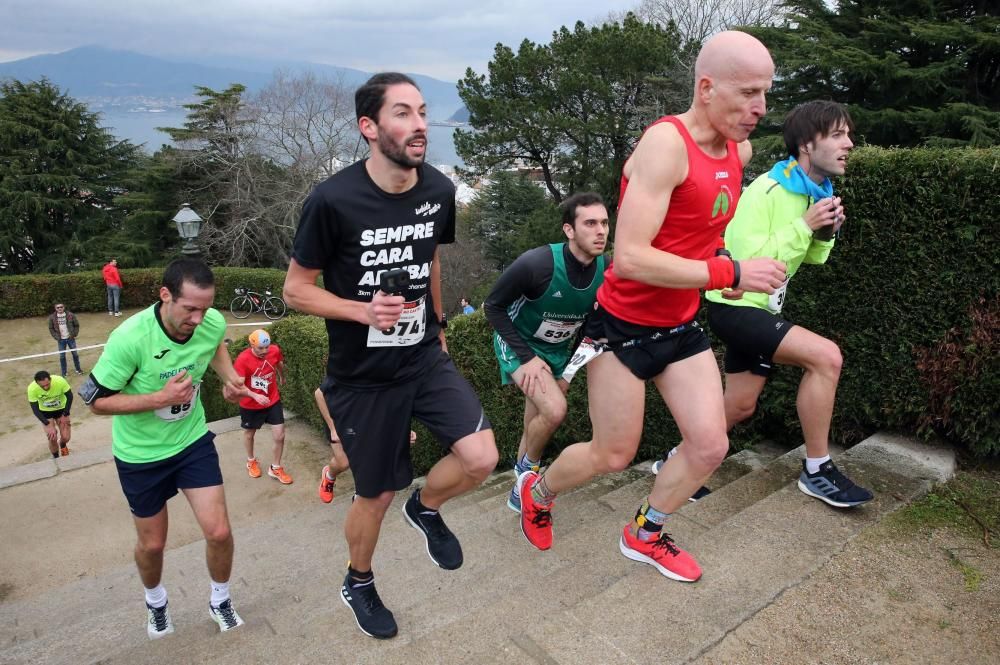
172;203;204;257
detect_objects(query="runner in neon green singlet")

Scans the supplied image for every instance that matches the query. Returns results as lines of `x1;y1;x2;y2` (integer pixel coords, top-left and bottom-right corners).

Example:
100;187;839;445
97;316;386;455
92;303;226;463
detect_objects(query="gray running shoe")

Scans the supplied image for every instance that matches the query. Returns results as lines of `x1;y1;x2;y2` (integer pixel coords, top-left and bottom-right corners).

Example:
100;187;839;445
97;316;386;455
797;460;873;508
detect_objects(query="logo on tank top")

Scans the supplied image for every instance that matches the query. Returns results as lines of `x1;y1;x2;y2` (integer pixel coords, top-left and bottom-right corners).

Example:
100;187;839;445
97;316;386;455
710;185;734;222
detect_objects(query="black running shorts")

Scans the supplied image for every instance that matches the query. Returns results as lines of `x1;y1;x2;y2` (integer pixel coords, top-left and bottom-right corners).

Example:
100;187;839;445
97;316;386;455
706;301;794;377
323;350;491;498
114;431;223;518
239;401;285;430
583;305;712;381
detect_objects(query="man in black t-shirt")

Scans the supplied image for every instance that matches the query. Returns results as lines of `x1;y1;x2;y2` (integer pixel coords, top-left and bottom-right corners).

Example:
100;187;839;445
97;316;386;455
284;72;498;640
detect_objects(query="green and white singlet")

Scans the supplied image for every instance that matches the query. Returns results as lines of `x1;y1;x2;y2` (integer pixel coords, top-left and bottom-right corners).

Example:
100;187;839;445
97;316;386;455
494;243;605;383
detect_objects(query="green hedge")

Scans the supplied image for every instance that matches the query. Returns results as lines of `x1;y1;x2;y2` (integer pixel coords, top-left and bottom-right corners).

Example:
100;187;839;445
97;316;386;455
742;146;998;456
0;267;289;318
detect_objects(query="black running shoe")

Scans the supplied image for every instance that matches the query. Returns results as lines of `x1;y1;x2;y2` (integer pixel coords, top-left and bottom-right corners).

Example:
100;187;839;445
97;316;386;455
402;490;463;570
340;574;398;639
689;486;712;502
797;460;874;508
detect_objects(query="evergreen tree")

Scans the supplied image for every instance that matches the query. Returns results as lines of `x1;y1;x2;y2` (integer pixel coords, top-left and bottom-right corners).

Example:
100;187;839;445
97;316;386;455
456;15;684;209
463;171;560;272
749;0;1000;147
0;78;139;273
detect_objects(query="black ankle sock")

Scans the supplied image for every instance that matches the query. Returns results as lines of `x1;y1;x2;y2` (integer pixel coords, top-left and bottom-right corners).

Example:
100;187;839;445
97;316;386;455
414;489;436;514
347;566;373;585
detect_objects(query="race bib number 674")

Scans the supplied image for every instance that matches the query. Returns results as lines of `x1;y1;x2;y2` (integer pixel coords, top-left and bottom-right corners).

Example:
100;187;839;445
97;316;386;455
367;296;427;348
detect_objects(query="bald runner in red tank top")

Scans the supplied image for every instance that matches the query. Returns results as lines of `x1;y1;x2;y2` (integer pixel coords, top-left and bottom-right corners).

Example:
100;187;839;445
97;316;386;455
599;116;743;327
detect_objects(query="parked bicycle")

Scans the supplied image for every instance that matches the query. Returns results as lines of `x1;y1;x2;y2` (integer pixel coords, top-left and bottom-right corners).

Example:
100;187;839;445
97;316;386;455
230;287;287;320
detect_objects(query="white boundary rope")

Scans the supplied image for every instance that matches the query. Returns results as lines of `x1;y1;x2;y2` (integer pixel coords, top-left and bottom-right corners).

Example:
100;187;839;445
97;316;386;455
0;321;274;364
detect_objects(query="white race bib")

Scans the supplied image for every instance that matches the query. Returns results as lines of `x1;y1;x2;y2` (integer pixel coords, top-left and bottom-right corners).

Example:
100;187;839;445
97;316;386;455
561;337;604;384
42;398;62;409
768;277;790;313
532;319;582;344
154;383;201;422
367;296;427;348
251;376;270;392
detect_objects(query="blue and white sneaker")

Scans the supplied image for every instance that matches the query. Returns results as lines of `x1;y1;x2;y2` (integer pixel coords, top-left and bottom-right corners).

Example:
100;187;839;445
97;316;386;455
507;482;522;513
797;460;873;508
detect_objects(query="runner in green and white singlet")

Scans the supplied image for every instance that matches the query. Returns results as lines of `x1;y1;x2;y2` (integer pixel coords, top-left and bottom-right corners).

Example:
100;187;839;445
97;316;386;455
484;192;608;512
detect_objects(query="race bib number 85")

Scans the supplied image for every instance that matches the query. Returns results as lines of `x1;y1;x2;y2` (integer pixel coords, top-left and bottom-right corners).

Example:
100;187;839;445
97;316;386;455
154;383;201;422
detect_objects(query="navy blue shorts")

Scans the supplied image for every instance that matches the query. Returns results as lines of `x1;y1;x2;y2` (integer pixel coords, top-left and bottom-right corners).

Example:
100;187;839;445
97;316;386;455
324;350;491;498
114;431;223;518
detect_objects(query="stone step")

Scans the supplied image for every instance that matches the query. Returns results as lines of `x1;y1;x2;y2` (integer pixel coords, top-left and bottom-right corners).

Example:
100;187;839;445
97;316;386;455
0;434;951;665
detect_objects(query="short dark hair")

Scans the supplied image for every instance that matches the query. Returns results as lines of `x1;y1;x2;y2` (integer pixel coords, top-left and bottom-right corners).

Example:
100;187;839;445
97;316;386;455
34;370;50;382
783;101;855;158
163;258;214;299
560;192;606;227
355;72;419;126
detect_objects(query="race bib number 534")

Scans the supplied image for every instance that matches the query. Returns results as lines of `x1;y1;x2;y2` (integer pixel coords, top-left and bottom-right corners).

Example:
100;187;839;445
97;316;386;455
367;296;427;348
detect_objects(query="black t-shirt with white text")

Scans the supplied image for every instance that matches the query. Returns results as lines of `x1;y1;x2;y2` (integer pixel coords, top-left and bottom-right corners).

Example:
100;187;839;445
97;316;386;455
292;160;456;388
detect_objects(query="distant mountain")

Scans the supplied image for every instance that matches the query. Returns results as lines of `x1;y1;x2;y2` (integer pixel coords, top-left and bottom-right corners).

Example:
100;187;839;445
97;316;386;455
0;46;465;120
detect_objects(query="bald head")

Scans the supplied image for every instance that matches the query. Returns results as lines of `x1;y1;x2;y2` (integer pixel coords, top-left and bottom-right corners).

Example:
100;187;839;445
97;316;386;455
694;31;774;84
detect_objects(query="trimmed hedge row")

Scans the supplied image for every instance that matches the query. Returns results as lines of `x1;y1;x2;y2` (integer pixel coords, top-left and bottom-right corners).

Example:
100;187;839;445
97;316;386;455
0;267;289;318
14;147;1000;466
751;146;998;456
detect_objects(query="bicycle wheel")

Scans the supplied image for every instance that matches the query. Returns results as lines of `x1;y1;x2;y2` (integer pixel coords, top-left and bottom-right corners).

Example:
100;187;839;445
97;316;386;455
263;296;286;320
230;295;253;319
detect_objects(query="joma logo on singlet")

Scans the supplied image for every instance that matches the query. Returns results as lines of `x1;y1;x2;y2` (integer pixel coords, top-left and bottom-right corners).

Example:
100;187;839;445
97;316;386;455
715;171;730;180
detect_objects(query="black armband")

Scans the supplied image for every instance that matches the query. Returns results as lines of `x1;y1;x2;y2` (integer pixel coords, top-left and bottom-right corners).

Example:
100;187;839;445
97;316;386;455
732;261;741;289
78;375;117;405
715;248;732;259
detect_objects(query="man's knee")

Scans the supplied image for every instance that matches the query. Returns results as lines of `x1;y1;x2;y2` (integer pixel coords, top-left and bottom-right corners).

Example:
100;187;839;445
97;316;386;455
684;432;729;472
203;521;233;546
137;534;167;556
588;440;637;474
355;491;395;518
457;434;499;479
815;340;843;379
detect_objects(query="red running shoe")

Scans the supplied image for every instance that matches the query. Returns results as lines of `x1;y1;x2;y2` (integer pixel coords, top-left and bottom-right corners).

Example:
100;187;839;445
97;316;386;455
619;524;702;582
518;471;553;551
319;465;335;503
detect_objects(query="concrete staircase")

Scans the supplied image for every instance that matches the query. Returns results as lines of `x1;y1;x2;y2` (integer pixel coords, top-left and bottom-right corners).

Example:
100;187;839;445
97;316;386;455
0;433;954;665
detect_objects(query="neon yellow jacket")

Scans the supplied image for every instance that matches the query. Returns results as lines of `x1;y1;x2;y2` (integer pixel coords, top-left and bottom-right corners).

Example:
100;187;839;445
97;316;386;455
706;172;836;312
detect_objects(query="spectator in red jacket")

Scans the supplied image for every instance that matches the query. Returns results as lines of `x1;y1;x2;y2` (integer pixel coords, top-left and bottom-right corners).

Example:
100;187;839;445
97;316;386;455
103;258;123;317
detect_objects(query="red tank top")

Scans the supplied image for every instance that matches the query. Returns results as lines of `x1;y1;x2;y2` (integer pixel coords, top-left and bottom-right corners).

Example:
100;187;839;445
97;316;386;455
598;116;743;327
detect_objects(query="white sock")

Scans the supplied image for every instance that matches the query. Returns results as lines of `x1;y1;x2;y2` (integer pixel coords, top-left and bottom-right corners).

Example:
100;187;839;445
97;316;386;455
667;446;680;459
210;580;230;607
247;457;256;462
805;455;831;474
144;584;167;608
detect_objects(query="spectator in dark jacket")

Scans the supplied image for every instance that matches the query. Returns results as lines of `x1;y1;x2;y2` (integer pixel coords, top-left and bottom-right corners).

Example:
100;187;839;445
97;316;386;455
47;303;83;376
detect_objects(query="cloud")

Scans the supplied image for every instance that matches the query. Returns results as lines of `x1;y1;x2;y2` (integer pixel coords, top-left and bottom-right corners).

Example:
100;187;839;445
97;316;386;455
1;0;637;80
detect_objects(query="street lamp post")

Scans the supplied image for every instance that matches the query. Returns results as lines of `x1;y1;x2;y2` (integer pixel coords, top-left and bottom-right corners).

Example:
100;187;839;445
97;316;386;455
172;203;204;257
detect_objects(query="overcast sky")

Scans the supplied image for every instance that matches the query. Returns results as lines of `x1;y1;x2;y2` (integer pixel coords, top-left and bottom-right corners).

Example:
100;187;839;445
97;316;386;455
1;0;641;81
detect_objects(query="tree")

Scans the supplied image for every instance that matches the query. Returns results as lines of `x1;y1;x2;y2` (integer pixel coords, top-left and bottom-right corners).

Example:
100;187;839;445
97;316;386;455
463;171;561;273
747;0;1000;148
455;15;684;209
0;78;139;273
155;74;357;267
